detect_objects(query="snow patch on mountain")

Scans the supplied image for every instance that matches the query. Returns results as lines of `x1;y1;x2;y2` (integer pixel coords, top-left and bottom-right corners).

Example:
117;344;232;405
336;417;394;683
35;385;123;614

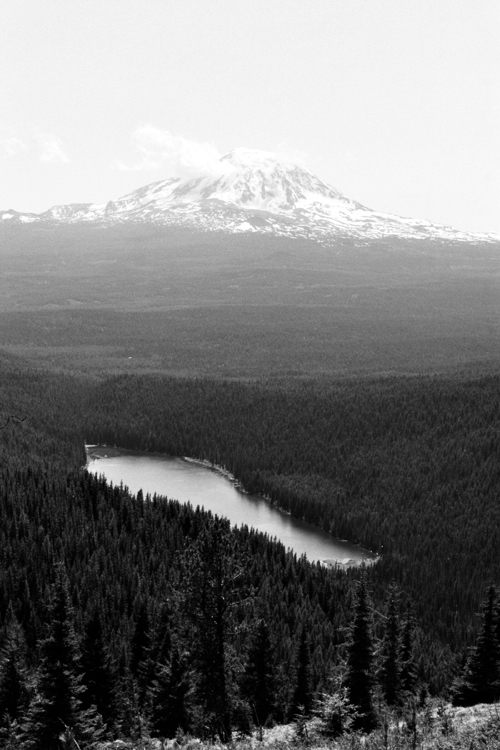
1;148;499;244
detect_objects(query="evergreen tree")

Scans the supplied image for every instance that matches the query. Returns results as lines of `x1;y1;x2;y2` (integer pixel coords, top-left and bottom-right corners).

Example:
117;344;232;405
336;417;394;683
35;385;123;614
243;616;276;727
149;646;191;738
291;626;313;719
80;607;116;734
130;601;150;686
130;600;151;708
379;586;401;705
452;585;500;706
21;564;103;750
114;645;141;741
344;574;377;731
0;609;30;746
179;521;242;742
0;608;29;720
142;601;172;718
399;602;417;696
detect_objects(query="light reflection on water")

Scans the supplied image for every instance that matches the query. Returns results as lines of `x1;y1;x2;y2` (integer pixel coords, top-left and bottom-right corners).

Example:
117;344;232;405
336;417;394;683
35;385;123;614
87;449;377;567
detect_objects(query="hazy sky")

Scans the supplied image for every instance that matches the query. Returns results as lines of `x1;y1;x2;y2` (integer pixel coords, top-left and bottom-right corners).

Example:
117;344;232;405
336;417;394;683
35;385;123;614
1;0;499;234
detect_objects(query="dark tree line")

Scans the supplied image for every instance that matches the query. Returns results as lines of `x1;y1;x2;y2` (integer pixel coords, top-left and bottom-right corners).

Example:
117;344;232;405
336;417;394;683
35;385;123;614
0;458;355;746
3;356;499;662
0;460;496;745
81;371;500;656
0;477;426;746
452;584;500;706
1;355;500;745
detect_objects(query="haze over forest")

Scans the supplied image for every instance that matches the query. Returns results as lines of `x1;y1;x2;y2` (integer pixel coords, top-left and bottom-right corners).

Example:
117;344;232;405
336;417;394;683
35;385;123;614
1;145;499;746
1;2;500;748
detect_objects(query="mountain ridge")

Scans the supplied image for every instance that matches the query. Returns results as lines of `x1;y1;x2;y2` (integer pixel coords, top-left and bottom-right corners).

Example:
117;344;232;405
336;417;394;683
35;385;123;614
2;148;498;245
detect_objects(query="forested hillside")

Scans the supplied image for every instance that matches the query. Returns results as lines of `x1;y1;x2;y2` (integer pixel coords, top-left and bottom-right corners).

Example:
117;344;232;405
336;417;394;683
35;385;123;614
0;465;357;742
84;371;500;653
1;354;500;745
0;357;353;744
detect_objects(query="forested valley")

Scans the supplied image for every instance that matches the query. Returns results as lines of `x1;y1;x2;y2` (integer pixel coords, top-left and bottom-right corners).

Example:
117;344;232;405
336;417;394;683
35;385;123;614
0;354;500;747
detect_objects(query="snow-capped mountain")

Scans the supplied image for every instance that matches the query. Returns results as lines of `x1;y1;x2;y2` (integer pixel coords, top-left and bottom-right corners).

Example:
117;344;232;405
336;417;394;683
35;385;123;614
2;148;498;244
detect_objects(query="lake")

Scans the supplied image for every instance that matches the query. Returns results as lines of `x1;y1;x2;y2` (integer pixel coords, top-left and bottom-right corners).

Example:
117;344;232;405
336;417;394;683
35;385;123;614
86;447;377;567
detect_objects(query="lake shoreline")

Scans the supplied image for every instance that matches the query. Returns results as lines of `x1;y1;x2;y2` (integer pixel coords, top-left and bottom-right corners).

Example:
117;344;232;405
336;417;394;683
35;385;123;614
85;444;379;568
87;446;248;493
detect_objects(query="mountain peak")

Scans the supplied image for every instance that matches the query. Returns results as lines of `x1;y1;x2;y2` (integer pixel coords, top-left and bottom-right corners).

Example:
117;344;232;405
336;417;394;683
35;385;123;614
2;149;499;244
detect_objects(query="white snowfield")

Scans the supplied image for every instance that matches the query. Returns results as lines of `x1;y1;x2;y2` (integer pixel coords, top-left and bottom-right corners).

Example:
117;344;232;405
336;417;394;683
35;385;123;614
2;148;499;244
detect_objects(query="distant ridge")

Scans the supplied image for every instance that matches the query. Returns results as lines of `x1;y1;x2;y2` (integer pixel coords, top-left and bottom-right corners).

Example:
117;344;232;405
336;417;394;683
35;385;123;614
2;148;499;244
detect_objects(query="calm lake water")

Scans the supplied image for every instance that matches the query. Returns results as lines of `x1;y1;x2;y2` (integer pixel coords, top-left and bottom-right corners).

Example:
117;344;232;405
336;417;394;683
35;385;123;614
87;448;377;567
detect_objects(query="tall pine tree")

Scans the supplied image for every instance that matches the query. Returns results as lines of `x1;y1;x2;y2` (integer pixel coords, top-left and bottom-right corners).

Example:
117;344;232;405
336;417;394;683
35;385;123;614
399;602;417;697
179;521;240;742
243;616;276;727
149;645;191;738
0;608;30;744
452;584;500;706
21;564;103;750
344;574;377;731
129;600;151;709
379;586;401;706
80;607;116;734
291;626;313;719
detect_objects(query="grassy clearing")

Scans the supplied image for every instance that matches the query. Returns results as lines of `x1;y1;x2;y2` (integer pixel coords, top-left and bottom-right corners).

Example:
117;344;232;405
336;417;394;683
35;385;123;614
94;702;500;750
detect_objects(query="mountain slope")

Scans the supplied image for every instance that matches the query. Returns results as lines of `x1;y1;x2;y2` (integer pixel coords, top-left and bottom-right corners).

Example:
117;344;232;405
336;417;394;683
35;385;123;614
1;148;498;244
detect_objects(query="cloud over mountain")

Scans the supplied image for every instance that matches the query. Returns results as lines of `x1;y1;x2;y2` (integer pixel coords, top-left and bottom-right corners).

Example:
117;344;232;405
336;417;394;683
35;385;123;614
0;133;28;159
118;126;224;179
35;132;70;163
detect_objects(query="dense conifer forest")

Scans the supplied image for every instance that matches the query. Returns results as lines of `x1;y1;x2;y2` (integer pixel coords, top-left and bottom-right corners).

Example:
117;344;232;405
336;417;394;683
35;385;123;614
84;371;500;651
1;353;500;747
